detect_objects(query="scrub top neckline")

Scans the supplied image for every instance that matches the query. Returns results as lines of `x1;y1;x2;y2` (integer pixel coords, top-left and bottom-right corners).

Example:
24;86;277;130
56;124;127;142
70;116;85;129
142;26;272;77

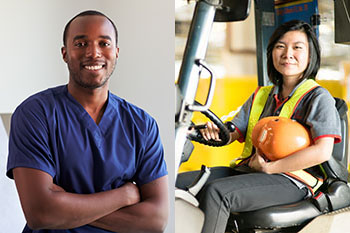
63;85;115;135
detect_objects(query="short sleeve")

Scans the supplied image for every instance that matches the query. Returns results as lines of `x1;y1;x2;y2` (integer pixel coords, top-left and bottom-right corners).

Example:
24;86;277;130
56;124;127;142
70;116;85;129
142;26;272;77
6;100;56;179
134;118;167;186
231;92;255;140
305;88;341;143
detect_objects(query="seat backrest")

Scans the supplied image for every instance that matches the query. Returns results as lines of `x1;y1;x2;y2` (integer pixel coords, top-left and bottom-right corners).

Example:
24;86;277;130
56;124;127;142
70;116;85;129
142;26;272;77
321;97;349;182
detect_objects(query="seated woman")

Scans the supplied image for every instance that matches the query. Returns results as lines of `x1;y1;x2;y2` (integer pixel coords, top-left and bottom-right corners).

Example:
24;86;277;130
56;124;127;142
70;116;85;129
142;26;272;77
176;20;341;233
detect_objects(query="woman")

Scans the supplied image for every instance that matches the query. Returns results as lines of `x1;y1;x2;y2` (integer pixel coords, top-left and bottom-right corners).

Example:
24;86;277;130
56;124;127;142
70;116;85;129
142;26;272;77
176;20;341;233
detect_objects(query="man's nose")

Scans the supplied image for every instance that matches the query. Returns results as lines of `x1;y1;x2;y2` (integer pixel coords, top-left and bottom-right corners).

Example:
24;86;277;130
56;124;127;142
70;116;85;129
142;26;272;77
85;44;101;58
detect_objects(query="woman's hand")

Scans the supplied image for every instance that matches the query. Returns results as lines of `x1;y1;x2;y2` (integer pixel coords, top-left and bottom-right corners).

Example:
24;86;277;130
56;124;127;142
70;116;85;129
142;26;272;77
200;122;221;141
248;149;270;173
188;121;240;145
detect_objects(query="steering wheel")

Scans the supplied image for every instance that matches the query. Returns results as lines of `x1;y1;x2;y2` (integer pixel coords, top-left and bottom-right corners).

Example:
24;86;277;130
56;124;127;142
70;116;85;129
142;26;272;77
187;102;231;147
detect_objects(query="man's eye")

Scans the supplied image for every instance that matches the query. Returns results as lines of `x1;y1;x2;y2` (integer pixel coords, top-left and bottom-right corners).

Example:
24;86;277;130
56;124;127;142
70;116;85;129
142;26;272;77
100;42;111;47
75;42;86;47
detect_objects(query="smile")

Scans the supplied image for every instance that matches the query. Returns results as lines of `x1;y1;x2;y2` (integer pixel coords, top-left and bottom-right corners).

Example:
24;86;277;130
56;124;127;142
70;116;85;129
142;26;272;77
84;65;104;71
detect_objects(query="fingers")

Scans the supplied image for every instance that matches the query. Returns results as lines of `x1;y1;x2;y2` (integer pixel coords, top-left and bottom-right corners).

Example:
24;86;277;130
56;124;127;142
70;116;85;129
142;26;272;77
256;148;269;161
200;122;221;141
248;153;256;167
122;182;141;205
248;150;269;172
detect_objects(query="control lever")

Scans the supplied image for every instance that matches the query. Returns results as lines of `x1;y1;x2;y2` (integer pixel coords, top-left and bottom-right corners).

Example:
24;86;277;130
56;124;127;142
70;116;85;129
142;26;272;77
187;165;211;196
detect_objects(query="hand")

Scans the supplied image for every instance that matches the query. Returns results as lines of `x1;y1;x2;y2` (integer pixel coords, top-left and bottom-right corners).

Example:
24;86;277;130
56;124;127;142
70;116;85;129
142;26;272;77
120;182;140;206
200;122;221;141
248;150;269;173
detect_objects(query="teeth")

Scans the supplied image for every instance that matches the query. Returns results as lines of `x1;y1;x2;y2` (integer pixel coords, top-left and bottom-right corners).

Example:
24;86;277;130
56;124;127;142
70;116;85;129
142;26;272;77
84;65;103;70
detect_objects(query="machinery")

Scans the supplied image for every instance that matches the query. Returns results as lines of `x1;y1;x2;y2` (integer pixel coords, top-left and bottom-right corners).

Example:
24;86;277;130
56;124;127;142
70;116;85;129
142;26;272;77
175;0;350;232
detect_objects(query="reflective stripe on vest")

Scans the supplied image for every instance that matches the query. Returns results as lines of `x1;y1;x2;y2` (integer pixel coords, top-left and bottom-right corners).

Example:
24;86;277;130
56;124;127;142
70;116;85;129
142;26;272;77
285;170;323;194
239;86;273;160
230;79;322;193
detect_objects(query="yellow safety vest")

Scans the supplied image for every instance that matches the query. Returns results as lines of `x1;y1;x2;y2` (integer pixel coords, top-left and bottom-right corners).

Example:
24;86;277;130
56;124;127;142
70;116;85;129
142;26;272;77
231;79;323;194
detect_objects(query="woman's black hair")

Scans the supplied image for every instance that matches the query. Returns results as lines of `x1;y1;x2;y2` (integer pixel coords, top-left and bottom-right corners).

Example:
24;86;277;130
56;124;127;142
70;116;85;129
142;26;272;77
63;10;118;47
266;20;320;86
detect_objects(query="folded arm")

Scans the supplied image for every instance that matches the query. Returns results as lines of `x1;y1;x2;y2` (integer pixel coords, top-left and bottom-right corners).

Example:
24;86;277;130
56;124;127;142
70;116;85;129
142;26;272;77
90;175;169;233
13;167;140;230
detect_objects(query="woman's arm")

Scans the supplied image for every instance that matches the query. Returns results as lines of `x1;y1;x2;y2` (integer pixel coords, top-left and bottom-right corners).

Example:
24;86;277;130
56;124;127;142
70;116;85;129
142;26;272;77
249;137;334;174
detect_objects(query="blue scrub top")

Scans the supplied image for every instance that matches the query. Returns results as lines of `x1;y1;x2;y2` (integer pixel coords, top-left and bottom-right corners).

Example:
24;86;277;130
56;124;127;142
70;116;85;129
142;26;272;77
7;85;168;233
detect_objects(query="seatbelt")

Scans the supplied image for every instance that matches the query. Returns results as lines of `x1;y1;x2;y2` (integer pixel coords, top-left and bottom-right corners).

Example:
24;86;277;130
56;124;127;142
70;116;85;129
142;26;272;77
285;170;324;193
230;79;322;193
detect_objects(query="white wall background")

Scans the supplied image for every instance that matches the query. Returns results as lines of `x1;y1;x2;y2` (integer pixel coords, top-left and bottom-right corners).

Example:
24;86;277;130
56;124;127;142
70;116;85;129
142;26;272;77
0;0;174;232
0;117;25;232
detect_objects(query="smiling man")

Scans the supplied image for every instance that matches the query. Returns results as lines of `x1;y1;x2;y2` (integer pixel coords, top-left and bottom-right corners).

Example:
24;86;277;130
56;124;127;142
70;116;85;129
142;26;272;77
6;10;168;233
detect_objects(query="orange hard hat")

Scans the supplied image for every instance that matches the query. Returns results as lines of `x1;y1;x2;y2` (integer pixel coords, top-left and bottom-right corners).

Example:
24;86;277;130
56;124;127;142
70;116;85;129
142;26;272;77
252;117;312;161
252;116;280;148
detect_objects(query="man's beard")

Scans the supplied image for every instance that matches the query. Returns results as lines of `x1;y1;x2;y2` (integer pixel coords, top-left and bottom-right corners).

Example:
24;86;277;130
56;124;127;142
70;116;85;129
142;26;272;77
68;61;116;89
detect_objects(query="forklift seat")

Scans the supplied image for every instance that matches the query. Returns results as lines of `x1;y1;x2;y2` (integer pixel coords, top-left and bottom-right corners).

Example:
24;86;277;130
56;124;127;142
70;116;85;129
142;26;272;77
227;97;350;232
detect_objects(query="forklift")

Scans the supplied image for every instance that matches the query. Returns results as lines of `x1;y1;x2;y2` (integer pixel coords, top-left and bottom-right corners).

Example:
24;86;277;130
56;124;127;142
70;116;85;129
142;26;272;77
175;0;350;232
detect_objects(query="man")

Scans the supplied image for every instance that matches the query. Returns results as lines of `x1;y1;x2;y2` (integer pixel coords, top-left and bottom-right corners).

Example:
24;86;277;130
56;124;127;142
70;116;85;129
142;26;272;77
6;10;168;233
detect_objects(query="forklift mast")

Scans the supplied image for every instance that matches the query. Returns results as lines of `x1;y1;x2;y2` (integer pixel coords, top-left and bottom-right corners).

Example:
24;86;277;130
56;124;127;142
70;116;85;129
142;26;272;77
175;0;250;176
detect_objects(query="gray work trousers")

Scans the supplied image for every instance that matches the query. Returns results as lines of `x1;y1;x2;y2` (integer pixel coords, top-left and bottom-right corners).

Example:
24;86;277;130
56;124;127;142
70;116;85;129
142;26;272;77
176;166;308;233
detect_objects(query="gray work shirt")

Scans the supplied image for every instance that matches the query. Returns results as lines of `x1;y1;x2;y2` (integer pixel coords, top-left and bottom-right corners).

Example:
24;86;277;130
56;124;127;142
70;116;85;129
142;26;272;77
232;79;341;143
231;79;342;195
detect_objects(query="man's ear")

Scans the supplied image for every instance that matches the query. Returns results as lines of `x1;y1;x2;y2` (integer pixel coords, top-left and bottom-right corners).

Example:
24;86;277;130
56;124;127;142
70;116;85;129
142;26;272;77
61;46;68;63
115;47;120;59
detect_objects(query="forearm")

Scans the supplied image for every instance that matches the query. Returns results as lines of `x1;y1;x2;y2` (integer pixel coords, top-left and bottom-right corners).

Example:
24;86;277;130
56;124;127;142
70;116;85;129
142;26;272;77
13;168;139;230
227;131;240;144
90;199;168;233
263;138;334;174
90;176;169;233
27;188;133;230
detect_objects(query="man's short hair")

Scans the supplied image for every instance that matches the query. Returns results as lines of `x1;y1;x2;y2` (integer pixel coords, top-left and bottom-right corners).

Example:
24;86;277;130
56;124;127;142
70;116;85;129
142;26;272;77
63;10;118;46
266;20;321;86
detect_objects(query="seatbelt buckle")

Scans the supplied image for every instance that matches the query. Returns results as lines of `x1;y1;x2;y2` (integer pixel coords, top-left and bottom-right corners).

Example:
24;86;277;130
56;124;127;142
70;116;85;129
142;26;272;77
312;191;329;213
